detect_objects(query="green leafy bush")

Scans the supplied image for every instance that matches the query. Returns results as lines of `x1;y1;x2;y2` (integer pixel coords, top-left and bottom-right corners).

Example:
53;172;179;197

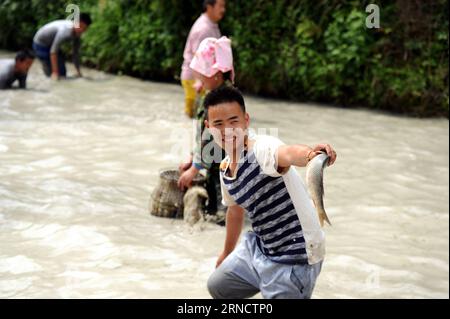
0;0;447;117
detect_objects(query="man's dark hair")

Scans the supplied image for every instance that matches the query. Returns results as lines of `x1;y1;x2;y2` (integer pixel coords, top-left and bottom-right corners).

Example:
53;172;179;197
80;12;92;26
222;71;232;82
203;0;217;11
15;49;35;62
204;86;246;118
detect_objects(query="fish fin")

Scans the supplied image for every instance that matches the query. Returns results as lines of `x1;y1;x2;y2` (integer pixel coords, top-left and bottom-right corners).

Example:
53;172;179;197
312;199;323;226
318;207;332;227
319;215;324;227
311;197;317;209
323;212;332;226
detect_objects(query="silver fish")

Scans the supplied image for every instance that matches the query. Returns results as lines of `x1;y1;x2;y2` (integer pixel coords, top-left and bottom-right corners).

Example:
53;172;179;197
306;152;332;227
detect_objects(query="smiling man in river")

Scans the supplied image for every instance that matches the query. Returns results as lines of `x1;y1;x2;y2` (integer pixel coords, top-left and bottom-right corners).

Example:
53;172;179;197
203;86;337;299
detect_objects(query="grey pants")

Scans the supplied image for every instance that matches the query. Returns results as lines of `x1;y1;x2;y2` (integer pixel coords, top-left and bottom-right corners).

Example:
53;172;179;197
207;232;323;299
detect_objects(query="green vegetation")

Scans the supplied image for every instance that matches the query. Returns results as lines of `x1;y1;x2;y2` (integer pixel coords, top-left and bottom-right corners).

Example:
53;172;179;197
0;0;448;117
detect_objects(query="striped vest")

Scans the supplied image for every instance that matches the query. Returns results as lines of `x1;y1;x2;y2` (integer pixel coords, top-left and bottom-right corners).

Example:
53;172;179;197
221;150;309;264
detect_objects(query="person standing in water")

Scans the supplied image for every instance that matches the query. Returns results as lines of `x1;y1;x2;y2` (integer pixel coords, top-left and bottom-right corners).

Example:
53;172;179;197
0;50;35;90
32;13;92;80
178;36;234;216
203;86;337;299
180;0;226;118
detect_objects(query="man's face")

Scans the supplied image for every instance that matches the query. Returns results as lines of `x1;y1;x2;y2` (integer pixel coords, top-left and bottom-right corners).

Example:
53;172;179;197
74;21;88;36
16;58;34;74
205;101;249;157
209;0;226;22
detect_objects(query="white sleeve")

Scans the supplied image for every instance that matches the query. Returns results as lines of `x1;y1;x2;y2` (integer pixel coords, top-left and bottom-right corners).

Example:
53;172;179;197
219;174;237;207
253;135;286;177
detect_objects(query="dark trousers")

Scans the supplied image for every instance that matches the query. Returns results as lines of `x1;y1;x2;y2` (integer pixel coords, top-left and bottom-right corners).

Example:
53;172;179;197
32;42;66;77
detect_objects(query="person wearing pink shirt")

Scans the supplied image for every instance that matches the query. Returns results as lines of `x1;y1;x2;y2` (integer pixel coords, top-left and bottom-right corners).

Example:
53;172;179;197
180;0;226;118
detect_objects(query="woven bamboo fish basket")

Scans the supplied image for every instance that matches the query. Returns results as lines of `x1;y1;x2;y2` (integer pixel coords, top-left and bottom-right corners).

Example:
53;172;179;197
149;168;206;218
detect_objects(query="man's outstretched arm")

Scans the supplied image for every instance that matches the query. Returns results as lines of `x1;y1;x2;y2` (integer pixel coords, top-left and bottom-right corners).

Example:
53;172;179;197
277;143;337;170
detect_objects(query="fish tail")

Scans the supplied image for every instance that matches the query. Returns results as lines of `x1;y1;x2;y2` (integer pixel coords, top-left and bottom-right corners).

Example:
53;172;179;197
318;207;332;227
